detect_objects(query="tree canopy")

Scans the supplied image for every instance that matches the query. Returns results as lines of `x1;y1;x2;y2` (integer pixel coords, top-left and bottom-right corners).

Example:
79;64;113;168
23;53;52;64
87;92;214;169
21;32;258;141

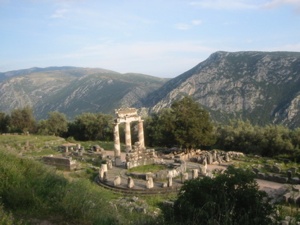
164;166;276;225
37;111;68;136
146;96;215;149
215;120;300;158
67;113;113;141
9;106;36;133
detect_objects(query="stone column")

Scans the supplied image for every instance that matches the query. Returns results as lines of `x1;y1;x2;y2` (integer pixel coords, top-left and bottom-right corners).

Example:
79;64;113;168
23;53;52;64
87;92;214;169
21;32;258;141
138;119;145;148
125;121;132;150
114;123;121;158
192;169;199;179
167;176;173;187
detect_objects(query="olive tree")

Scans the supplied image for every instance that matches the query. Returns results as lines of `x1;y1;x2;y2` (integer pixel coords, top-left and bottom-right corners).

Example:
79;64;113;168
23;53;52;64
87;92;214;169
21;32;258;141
37;111;68;136
9;106;36;133
67;113;113;141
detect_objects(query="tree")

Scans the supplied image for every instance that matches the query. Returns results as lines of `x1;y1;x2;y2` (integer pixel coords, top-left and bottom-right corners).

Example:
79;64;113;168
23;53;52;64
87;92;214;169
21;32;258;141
145;96;215;149
9;106;36;133
145;109;176;147
37;111;68;136
0;112;10;133
215;120;297;157
171;96;215;149
67;113;113;141
261;125;294;156
165;166;275;225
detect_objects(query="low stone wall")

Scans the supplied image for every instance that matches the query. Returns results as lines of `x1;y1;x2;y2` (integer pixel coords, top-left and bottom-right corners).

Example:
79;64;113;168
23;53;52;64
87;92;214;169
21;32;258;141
43;155;77;170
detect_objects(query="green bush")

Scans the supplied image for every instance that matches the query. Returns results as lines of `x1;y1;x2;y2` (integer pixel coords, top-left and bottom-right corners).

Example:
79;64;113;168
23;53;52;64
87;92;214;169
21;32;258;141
0;204;24;225
61;180;116;224
0;148;117;224
164;166;276;225
0;150;67;214
215;120;299;157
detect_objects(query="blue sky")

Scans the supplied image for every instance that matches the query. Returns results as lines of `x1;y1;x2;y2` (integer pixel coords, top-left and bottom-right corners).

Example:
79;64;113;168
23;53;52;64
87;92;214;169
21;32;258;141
1;0;300;77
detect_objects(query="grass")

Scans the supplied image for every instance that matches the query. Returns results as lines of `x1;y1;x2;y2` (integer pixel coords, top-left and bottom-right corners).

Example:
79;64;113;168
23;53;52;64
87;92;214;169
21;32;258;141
127;164;167;173
0;135;170;224
0;134;65;154
0;146;120;224
3;134;300;224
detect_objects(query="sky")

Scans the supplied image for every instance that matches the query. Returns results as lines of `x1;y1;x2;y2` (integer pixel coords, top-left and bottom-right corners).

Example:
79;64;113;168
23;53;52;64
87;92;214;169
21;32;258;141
1;0;300;78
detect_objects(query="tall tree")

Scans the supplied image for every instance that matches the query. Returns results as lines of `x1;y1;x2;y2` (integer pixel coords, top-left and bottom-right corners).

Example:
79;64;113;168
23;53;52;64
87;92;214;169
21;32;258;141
37;111;68;136
145;96;215;149
10;106;36;133
171;96;215;149
145;108;176;147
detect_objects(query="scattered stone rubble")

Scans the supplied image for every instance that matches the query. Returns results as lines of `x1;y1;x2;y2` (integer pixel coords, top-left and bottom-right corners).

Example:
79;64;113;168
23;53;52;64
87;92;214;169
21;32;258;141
252;164;300;185
162;149;244;164
125;142;158;169
110;196;161;218
43;142;110;171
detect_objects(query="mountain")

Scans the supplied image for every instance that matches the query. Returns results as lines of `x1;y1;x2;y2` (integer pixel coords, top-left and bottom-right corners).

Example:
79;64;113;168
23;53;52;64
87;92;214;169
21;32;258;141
1;51;299;128
0;67;167;119
144;51;300;128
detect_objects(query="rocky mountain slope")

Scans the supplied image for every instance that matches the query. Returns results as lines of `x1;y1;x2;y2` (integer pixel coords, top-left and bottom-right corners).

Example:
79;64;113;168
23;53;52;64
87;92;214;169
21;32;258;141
1;51;299;128
0;67;167;119
144;51;300;128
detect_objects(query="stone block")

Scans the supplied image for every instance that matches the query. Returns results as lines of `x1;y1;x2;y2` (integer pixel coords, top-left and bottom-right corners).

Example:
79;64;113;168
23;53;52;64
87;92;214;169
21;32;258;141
101;163;108;172
146;177;154;189
257;172;266;179
291;177;300;184
115;157;123;166
114;176;121;186
128;177;135;188
272;165;281;173
103;171;108;182
181;172;189;183
99;168;104;181
162;182;168;188
192;169;199;179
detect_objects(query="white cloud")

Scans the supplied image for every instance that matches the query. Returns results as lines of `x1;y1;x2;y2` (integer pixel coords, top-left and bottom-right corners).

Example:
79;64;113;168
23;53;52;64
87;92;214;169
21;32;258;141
175;23;191;30
175;19;202;30
50;8;69;18
263;0;300;13
189;0;259;10
192;20;203;25
264;0;300;8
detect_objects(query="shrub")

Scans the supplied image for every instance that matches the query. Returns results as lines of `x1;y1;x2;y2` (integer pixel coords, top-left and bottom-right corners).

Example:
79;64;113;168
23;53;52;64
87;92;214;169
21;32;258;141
164;166;276;225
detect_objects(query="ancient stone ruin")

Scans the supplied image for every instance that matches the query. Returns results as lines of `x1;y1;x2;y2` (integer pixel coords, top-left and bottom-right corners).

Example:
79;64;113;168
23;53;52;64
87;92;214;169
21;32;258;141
125;142;157;169
43;155;77;170
113;108;157;168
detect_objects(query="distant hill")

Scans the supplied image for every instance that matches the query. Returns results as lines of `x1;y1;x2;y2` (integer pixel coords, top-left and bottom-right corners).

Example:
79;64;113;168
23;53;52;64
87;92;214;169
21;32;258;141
0;67;167;119
144;51;300;128
1;51;299;128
